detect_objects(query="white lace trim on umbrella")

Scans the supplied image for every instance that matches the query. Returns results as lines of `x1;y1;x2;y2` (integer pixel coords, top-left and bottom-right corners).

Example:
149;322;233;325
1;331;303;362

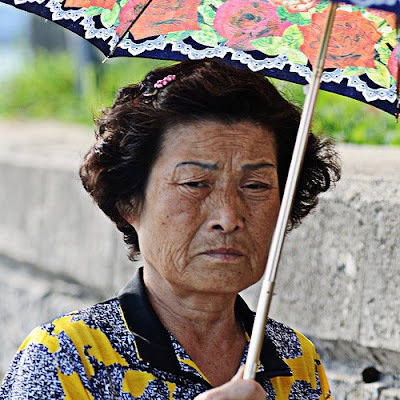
28;0;397;106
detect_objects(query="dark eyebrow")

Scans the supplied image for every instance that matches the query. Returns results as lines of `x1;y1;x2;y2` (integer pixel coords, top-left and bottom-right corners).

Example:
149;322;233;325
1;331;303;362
176;161;218;170
241;163;275;171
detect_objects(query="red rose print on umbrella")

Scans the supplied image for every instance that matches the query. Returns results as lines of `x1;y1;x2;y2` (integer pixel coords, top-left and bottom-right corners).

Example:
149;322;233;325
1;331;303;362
117;0;201;40
388;46;399;79
299;10;382;68
65;0;116;9
214;0;291;51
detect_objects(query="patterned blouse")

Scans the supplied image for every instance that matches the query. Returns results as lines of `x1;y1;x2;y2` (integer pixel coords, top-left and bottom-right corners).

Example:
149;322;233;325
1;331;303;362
0;268;331;399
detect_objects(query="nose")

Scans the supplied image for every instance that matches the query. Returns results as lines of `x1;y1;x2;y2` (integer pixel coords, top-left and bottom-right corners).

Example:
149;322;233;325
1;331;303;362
207;199;245;234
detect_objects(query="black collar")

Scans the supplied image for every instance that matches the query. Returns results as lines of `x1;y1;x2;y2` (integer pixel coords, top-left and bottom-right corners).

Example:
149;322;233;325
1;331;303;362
118;267;291;383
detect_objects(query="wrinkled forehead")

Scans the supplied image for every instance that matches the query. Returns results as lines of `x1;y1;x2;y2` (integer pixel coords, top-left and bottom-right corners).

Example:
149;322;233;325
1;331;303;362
160;120;278;164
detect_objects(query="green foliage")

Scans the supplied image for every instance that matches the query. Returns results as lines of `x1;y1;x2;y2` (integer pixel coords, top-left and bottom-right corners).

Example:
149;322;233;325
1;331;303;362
191;24;220;47
198;2;217;26
252;36;283;55
277;7;311;25
281;25;304;48
252;30;308;65
314;0;330;12
0;51;172;125
314;92;400;146
1;52;83;122
166;31;191;42
85;6;104;16
100;4;121;29
366;62;393;89
275;80;399;146
1;51;398;145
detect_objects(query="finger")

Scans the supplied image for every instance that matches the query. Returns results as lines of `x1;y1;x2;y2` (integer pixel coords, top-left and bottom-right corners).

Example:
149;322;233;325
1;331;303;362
231;365;245;381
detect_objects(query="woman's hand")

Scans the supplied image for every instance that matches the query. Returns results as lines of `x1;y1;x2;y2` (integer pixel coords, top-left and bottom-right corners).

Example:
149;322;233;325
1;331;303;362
194;367;266;400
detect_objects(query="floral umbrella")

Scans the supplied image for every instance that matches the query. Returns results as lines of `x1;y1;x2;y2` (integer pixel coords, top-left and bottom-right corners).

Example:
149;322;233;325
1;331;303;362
1;0;398;115
2;0;399;381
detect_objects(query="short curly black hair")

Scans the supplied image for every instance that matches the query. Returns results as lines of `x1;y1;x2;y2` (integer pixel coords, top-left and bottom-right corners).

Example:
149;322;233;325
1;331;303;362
80;59;340;260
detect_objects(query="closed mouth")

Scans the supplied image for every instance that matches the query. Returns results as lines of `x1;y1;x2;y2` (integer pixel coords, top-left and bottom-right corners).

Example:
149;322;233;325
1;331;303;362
204;248;244;258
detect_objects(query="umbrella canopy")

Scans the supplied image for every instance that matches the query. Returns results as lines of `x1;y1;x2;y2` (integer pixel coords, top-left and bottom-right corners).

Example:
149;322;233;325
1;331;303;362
1;0;399;115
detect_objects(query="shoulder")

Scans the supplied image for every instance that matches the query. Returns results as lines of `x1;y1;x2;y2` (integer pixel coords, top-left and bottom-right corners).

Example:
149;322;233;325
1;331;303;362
0;299;130;399
10;299;125;358
18;299;124;349
266;317;318;361
266;318;332;399
22;298;133;363
46;298;123;330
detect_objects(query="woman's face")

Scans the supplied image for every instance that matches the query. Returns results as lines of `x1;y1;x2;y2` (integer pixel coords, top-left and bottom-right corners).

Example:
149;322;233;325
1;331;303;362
131;120;280;296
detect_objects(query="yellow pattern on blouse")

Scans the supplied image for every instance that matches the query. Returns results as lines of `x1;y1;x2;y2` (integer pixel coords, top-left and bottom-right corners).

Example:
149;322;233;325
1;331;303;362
1;272;332;400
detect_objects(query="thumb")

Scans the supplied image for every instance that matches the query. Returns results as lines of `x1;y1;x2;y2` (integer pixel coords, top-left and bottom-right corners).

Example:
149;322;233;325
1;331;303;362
232;365;245;381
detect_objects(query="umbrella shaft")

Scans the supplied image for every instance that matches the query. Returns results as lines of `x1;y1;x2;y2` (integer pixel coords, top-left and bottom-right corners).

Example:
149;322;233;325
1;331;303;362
243;2;338;381
396;15;400;118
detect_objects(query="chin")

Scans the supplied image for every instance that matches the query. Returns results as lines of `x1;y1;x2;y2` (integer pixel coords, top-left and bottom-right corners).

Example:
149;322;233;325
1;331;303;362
198;270;261;294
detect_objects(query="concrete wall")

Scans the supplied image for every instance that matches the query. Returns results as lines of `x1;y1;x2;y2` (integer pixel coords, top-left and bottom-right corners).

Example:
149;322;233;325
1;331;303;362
0;121;138;377
1;121;399;399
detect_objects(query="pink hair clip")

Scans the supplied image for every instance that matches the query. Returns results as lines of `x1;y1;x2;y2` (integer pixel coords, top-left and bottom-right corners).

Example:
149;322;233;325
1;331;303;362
154;74;176;89
142;74;176;103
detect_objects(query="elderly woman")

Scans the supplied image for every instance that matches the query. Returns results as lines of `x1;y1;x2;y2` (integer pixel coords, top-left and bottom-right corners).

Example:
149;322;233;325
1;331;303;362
1;60;340;399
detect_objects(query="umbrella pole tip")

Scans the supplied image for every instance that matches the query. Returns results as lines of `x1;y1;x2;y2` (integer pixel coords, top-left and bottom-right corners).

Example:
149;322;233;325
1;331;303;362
102;56;110;64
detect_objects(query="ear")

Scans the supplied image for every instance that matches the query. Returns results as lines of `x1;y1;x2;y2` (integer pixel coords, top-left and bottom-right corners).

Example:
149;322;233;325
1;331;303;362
116;200;139;227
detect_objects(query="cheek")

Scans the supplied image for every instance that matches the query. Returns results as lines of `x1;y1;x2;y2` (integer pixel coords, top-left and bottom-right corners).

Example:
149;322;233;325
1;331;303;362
160;191;203;228
141;189;204;254
248;195;280;245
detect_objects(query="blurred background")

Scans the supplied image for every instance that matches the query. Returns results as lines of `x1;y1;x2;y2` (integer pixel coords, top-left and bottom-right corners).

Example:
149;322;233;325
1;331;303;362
0;4;167;125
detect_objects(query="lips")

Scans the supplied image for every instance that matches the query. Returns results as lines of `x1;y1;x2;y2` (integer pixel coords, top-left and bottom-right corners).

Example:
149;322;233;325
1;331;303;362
204;247;244;260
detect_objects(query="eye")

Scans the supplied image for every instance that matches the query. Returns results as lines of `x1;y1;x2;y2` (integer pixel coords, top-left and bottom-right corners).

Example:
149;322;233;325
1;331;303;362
242;182;270;190
182;181;208;188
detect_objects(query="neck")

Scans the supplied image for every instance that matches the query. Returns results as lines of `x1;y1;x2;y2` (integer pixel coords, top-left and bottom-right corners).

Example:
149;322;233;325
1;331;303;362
143;265;240;341
142;264;247;386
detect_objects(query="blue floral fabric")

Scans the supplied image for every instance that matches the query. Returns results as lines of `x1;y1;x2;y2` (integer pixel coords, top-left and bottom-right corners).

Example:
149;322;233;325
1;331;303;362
0;270;331;399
